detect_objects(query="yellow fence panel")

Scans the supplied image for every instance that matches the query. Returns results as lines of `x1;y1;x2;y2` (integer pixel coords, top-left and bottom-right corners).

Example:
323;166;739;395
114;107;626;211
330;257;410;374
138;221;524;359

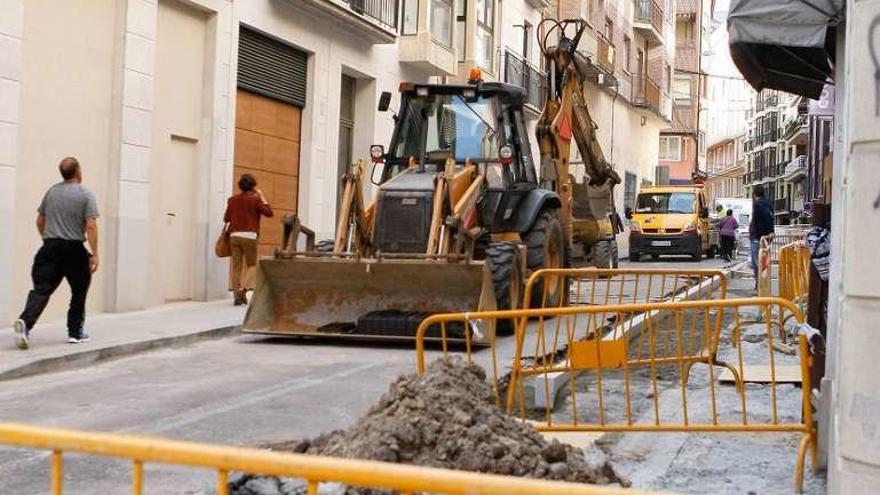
0;422;670;495
779;241;810;305
415;296;817;493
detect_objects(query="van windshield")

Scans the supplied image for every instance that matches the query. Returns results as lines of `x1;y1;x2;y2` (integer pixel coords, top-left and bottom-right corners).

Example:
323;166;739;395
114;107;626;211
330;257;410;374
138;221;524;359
636;193;696;214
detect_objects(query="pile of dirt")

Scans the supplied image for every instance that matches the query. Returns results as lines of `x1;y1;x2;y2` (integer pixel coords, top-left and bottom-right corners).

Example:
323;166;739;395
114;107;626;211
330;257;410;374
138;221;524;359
229;358;626;495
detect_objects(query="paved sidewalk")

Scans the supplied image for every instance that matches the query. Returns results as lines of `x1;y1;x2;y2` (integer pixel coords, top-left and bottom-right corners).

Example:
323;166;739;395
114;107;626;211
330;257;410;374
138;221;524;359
0;300;245;381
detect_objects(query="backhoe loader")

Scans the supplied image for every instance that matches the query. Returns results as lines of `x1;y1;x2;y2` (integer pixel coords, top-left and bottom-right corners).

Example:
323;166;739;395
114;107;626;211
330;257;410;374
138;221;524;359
242;19;620;342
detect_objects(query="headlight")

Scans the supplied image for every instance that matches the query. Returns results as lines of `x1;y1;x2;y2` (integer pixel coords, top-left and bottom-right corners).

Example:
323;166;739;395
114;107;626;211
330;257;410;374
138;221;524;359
683;221;696;232
630;221;641;233
370;144;384;162
499;145;513;165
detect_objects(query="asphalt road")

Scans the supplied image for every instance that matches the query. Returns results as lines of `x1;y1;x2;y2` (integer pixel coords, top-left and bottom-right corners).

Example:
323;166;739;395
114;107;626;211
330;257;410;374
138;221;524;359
0;256;733;494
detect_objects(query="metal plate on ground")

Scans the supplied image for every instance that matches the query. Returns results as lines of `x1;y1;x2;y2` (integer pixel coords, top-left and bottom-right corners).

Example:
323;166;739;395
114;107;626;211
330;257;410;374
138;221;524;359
718;365;803;384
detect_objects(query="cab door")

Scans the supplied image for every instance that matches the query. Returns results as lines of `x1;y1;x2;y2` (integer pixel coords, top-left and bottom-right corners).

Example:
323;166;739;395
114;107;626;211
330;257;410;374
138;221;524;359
698;191;710;250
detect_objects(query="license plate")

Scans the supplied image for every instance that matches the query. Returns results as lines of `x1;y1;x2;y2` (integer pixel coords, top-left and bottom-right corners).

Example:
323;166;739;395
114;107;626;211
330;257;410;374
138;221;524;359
651;240;672;247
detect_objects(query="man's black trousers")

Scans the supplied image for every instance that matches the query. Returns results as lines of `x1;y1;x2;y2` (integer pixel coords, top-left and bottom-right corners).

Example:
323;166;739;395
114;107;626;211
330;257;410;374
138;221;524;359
19;239;91;336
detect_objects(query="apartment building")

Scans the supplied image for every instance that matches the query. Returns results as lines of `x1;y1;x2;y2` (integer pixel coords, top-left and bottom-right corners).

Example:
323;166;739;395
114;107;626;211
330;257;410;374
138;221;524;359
0;0;550;325
548;0;675;250
657;0;711;184
705;133;745;203
741;89;809;225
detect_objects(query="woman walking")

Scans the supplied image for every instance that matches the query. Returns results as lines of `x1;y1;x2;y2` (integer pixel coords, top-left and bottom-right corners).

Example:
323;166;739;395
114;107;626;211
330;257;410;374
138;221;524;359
224;174;273;305
718;209;739;262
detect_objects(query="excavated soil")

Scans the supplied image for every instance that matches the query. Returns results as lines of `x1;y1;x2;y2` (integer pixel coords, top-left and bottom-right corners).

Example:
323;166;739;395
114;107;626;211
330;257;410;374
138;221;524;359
229;358;627;495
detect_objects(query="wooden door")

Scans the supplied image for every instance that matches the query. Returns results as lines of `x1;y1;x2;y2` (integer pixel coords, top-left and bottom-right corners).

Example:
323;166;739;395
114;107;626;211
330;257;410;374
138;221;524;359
233;89;301;255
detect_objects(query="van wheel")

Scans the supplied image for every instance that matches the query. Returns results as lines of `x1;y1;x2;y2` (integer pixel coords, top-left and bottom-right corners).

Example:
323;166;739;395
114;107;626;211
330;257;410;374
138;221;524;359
691;246;702;262
486;242;523;335
706;245;717;259
629;251;640;262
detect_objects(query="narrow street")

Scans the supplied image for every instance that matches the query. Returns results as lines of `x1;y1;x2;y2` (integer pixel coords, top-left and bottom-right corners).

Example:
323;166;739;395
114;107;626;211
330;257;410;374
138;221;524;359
0;257;733;493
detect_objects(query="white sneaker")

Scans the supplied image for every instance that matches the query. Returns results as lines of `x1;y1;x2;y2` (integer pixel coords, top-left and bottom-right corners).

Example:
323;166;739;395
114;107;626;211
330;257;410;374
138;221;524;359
13;319;29;350
68;328;91;344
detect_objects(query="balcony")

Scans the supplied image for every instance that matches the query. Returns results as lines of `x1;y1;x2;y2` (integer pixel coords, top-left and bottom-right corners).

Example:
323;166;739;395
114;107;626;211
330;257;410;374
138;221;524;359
293;0;399;44
634;0;664;46
774;197;790;212
783;155;807;181
504;50;548;112
672;105;697;132
675;41;698;72
782;114;808;142
398;0;456;75
596;34;615;73
632;73;661;114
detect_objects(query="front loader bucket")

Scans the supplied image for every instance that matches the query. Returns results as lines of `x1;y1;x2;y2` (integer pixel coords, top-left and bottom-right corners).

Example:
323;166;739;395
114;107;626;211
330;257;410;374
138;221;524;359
242;256;496;344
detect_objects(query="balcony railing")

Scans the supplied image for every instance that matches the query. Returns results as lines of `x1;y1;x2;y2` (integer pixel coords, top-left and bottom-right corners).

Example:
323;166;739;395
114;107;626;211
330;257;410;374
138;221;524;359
504;50;548;111
784;155;807;177
634;0;664;42
774;197;790;211
596;34;615;72
347;0;399;31
677;0;697;15
632;73;661;112
782;114;808;139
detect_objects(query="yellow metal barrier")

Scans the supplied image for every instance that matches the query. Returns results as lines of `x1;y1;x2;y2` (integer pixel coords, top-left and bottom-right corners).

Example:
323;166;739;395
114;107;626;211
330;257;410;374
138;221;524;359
415;297;817;493
529;268;728;309
778;241;810;305
0;422;668;495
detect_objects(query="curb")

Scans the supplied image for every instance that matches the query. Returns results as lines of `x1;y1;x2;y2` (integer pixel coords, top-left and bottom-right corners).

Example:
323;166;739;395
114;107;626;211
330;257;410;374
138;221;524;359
0;325;240;382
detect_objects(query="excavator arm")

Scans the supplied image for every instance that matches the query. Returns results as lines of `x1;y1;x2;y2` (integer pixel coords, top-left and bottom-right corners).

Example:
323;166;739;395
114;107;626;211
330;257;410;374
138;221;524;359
536;18;623;265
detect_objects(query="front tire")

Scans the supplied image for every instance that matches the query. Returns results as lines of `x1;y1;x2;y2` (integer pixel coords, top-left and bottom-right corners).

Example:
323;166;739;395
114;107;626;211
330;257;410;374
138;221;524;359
523;210;567;308
486;242;523;335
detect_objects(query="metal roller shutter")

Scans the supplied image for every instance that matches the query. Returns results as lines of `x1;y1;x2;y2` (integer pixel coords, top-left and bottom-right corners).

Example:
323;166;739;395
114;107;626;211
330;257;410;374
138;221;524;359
237;27;307;108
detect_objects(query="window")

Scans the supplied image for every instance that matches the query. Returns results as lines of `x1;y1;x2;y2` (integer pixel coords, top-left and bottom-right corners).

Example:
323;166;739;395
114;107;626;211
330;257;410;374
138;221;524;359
624;172;637;211
456;0;466;62
402;0;418;35
673;75;691;104
659;136;682;161
636;192;696;214
475;0;494;70
623;36;631;72
431;0;454;47
522;20;532;60
604;17;613;40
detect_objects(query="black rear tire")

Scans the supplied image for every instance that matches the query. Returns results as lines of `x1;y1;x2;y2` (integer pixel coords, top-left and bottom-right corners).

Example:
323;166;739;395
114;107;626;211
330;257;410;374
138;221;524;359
523;210;567;308
486;242;523;335
629;251;640;262
590;239;619;269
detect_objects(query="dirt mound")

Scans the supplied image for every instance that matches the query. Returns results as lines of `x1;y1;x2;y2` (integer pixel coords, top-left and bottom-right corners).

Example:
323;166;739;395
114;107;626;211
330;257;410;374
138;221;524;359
229;358;626;495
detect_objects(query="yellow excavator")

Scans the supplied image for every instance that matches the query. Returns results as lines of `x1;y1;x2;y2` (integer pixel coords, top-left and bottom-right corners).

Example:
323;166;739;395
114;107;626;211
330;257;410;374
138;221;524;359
242;19;621;342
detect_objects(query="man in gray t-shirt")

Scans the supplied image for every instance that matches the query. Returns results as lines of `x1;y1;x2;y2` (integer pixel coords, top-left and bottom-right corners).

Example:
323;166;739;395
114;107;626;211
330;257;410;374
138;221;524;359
13;157;100;350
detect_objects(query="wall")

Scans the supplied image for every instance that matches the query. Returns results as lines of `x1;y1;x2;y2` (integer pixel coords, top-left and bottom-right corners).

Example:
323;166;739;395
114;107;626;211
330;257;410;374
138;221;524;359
11;0;117;323
0;0;23;326
828;3;880;492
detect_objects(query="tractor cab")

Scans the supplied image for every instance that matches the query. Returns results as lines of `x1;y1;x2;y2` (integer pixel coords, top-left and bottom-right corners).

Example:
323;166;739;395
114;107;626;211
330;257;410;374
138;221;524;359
373;80;544;237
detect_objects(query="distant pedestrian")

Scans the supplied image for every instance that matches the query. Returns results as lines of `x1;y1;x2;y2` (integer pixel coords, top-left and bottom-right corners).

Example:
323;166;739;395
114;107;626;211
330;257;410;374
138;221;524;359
749;185;775;283
224;174;273;305
718;209;739;261
13;157;99;350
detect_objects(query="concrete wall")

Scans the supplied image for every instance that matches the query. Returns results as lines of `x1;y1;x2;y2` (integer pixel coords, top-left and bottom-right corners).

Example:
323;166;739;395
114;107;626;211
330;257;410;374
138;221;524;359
0;0;23;326
0;0;233;325
827;3;880;491
10;0;118;324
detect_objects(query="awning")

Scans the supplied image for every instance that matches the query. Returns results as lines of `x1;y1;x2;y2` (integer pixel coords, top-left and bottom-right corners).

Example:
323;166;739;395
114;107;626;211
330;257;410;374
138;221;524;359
728;0;843;99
